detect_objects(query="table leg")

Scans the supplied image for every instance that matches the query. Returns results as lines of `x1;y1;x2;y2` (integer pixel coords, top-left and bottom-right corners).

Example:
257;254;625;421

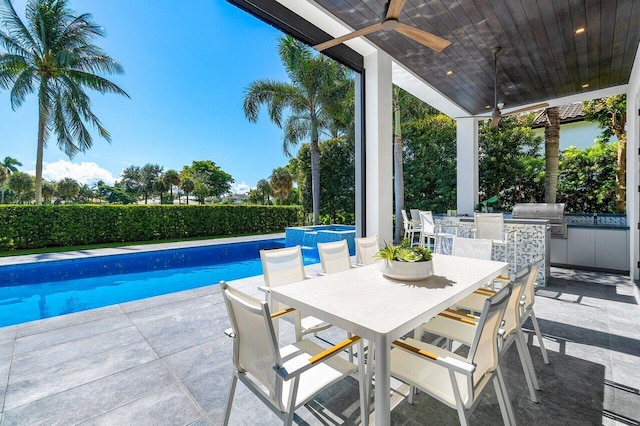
374;333;391;426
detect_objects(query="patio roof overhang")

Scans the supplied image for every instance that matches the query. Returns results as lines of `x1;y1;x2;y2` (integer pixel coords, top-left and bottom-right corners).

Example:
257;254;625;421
229;0;640;280
230;0;640;116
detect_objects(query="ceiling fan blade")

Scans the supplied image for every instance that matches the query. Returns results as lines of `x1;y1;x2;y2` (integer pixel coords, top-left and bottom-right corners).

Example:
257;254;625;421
314;22;383;51
395;22;451;52
502;102;550;116
385;0;407;20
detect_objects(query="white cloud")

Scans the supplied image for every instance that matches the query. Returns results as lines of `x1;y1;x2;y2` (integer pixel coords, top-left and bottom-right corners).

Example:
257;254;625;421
27;160;117;186
232;181;251;194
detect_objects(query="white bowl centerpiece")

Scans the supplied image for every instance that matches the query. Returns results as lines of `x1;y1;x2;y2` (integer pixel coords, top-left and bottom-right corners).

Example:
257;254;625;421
376;239;433;281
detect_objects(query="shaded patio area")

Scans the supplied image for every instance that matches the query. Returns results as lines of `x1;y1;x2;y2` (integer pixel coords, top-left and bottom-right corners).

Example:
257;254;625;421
0;264;638;425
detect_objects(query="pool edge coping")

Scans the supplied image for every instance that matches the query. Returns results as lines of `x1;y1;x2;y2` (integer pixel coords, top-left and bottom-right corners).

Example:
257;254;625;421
0;233;285;267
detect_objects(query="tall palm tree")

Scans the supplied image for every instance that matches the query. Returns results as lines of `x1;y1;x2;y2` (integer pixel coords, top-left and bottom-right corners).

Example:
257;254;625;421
180;177;194;205
243;35;350;225
0;156;21;203
0;0;129;204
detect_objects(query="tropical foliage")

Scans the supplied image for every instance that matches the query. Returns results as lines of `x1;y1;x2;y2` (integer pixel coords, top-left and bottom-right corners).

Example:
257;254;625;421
0;0;129;204
243;35;352;224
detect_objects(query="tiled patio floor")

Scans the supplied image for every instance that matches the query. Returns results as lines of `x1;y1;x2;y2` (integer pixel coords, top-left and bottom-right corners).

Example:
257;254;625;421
0;262;638;425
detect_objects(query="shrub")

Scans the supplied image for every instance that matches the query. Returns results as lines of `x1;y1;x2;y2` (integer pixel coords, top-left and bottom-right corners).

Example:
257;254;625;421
0;204;303;250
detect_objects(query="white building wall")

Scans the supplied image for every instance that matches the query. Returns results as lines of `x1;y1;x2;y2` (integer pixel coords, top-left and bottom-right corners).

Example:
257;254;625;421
627;44;640;281
533;120;618;151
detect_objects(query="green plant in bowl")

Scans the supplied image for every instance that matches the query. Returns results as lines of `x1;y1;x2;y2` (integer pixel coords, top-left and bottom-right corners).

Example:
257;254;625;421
376;238;432;262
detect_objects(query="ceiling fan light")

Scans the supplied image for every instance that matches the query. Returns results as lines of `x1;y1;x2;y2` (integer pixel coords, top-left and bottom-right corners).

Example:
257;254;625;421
575;27;585;34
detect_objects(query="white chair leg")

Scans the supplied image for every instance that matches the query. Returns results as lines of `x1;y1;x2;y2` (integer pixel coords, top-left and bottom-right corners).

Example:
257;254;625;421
514;331;539;402
517;329;540;390
495;366;516;426
357;339;369;426
366;340;375;411
223;374;238;426
347;332;354;363
530;311;550;364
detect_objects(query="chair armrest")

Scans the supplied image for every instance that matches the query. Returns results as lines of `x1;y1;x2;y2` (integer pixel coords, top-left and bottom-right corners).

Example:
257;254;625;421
438;309;477;325
258;285;270;294
271;307;296;319
392;339;475;375
276;335;362;380
305;275;314;280
317;272;328;277
224;328;235;338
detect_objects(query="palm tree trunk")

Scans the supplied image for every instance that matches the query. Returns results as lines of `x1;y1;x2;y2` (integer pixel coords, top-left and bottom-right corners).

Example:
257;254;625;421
393;92;404;244
544;107;560;203
311;121;321;225
35;89;47;206
615;134;626;211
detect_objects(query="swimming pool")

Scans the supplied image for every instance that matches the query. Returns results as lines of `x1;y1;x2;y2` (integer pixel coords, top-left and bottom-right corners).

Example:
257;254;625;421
0;238;320;328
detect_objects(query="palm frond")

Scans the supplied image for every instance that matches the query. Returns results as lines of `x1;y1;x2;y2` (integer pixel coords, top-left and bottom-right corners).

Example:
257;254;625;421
9;68;35;109
65;70;128;97
242;79;298;126
283;114;312;156
0;0;40;54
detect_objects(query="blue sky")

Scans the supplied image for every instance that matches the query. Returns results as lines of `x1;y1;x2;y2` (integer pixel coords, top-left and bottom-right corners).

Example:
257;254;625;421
0;0;292;193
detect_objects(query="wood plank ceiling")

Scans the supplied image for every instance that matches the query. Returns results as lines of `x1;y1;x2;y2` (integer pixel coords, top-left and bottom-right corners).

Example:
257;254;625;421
314;0;640;115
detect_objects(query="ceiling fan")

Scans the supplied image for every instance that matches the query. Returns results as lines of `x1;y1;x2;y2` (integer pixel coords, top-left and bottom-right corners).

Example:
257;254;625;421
314;0;450;52
487;47;549;127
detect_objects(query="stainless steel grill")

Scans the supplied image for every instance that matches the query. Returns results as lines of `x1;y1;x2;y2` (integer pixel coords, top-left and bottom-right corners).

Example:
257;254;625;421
512;203;567;239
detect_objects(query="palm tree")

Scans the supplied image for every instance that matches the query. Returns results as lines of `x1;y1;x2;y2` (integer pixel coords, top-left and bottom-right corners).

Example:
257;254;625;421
180;177;194;205
270;167;293;205
8;171;33;203
243;35;350;225
543;107;560;203
0;156;21;203
0;0;129;204
163;169;180;202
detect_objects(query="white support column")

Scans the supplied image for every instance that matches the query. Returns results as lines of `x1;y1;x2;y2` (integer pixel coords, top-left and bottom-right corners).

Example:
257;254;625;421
627;44;640;280
456;118;479;216
363;50;393;242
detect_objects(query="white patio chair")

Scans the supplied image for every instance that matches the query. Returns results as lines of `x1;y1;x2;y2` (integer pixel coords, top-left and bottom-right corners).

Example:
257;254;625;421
451;236;492;260
391;286;516;426
220;281;368;426
317;239;359;362
355;235;379;266
260;246;331;340
409;208;421;226
520;255;550;365
473;213;517;267
318;240;353;274
421;266;542;402
418;210;455;253
401;210;420;245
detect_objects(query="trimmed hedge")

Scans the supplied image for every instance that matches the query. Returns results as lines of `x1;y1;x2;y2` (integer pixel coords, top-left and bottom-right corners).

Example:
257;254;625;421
0;204;303;250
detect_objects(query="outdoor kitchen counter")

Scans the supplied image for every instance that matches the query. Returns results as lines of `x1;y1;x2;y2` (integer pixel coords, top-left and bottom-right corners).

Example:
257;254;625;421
437;217;550;286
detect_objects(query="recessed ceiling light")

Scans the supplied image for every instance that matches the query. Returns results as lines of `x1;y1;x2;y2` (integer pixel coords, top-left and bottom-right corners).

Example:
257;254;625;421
582;83;589;88
485;105;491;109
575;28;585;34
446;70;453;76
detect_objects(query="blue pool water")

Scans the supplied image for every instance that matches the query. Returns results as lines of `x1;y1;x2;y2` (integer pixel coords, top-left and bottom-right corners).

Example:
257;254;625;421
0;239;321;327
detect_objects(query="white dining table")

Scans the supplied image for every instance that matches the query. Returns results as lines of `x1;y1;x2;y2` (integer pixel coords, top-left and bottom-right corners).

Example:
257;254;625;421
270;253;509;426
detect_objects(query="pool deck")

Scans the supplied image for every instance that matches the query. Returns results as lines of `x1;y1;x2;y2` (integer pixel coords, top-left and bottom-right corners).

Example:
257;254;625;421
0;237;639;425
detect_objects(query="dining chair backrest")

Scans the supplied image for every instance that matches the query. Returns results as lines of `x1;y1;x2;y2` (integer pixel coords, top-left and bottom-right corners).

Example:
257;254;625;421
474;213;505;241
400;210;411;232
318;240;352;274
419;210;436;235
355;235;379;266
522;255;544;312
500;266;531;336
220;281;282;407
468;285;512;387
410;209;420;222
260;246;306;288
451;236;493;260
